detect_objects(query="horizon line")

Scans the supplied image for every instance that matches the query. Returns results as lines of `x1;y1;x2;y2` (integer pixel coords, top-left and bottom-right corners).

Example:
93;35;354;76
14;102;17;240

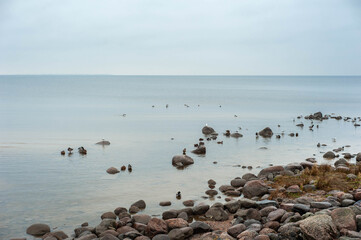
0;74;360;77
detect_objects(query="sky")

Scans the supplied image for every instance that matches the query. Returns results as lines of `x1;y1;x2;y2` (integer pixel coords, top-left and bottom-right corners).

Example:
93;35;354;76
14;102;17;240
0;0;360;75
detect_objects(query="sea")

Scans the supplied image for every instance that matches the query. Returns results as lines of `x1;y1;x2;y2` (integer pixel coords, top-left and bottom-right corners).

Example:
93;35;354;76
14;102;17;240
1;75;361;239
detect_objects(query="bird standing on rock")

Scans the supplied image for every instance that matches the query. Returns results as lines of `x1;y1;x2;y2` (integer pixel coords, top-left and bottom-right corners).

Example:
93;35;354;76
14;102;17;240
67;147;73;154
128;164;132;172
183;148;186;155
176;191;181;199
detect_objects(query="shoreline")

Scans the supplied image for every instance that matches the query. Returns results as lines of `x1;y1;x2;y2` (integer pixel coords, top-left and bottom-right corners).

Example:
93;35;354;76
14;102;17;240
11;112;361;240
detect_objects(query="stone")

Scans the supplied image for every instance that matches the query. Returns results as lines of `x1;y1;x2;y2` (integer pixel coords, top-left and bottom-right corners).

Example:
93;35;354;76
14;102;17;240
304;184;316;192
101;212;116;220
106;167;119;174
202;126;215;135
227;224;246;238
286;185;301;193
231;178;246;188
133;214;151;225
162;210;178;220
257;200;279;208
171;155;194;167
242;180;269;198
191;146;206;155
300;214;338;240
26;223;51;236
231;132;243;138
131;200;146;209
117;226;136;234
268;209;286;221
224;200;241;213
264;221;280;230
205;206;229;221
177;212;188;221
356;153;361;162
245;208;261;220
100;233;119;240
95;219;116;235
335;158;349;167
192;204;209;215
237;229;258;239
96;140;110;145
165;218;188;229
239;198;259;208
42;231;68;240
285;163;303;172
278;223;301;239
323;151;336;159
146;218;168;237
260;206;277;217
114;207;128;215
293;204;310;215
258;166;284;178
168;227;193;240
310;202;332;209
342;199;356;207
258;127;273;138
219;185;235;192
133;223;147;234
207;179;216;185
331;207;356;231
152;234;170;240
189;221;211;234
74;227;95;237
205;189;218;196
77;234;97;240
129;205;140;214
159;201;171;207
182;200;194;207
242;173;258;181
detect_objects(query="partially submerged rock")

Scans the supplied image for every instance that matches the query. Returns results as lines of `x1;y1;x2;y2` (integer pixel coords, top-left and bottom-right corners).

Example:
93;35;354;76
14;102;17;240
258;127;273;138
26;223;51;236
202;126;215;135
96;140;111;145
106;167;120;174
171;155;194;167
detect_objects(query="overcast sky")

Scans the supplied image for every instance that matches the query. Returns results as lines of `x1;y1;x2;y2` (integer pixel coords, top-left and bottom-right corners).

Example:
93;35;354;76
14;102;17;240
0;0;360;75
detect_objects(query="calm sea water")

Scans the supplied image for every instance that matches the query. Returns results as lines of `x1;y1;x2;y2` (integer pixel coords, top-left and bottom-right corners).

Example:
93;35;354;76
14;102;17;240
1;75;361;239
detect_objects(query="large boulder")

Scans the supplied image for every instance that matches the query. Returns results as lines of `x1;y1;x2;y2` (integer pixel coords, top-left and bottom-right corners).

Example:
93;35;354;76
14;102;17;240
189;221;211;234
300;214;338;240
165;218;188;229
242;180;269;198
171;155;194;167
258;127;273;138
205;206;228;221
131;200;146;209
331;207;356;231
95;219;116;235
26;223;51;236
192;204;210;215
258;166;284;178
323;151;336;159
146;218;168;237
133;214;151;225
202;126;215;135
168;227;193;240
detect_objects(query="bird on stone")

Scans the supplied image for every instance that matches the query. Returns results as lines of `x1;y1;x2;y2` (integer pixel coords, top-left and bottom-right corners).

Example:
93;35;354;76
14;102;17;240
128;164;132;172
67;147;73;153
176;191;181;199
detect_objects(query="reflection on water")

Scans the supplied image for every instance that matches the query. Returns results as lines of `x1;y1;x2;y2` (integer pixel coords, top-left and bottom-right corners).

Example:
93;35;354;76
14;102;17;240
0;76;361;239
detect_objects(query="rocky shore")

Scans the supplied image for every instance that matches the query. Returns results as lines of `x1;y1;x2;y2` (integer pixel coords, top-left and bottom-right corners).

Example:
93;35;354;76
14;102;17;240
14;112;361;240
20;159;361;240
